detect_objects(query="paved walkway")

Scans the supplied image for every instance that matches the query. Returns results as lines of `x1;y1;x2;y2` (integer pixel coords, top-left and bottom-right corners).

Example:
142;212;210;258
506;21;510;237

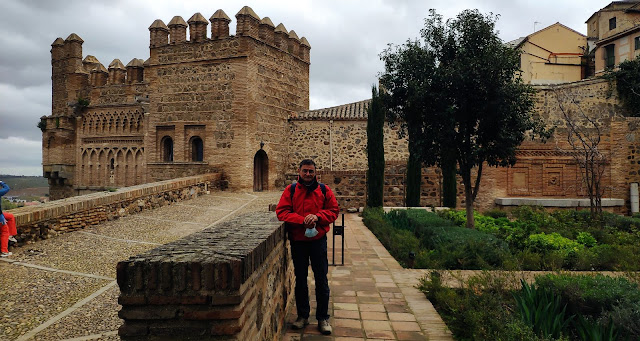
0;191;452;341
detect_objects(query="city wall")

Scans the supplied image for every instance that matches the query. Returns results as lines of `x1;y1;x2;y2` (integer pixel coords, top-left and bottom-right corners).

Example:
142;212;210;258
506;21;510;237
8;173;221;243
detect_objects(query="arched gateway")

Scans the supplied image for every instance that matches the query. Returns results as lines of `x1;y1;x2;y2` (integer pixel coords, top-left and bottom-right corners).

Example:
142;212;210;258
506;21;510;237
253;150;268;192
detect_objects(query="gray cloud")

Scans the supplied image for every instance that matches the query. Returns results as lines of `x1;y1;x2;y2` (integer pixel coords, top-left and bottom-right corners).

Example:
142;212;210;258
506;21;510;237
0;0;606;175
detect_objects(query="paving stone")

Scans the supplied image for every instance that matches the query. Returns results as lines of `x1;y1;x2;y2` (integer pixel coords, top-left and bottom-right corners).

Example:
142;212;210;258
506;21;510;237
391;321;421;332
334;318;362;329
363;320;392;331
388;312;416;322
360;311;387;321
360;303;386;312
333;310;360;319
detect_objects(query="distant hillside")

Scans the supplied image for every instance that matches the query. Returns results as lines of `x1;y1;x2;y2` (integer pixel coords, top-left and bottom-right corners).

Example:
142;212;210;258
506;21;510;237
0;175;48;191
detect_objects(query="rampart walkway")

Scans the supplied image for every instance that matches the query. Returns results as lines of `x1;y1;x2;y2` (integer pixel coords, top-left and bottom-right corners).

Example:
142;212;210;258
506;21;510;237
1;191;452;340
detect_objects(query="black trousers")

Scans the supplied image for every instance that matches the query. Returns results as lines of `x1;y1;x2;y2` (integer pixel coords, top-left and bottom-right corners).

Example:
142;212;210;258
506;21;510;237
290;236;330;321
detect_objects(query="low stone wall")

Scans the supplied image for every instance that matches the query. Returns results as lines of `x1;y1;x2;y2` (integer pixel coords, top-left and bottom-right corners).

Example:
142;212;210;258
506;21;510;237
8;173;221;243
316;163;456;210
317;170;367;210
116;212;294;341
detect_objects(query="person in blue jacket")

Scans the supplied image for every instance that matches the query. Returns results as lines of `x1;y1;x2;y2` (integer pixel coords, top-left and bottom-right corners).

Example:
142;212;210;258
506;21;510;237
1;180;17;257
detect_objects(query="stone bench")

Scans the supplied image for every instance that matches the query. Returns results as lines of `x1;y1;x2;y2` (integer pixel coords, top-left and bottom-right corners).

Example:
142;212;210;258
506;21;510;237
116;211;294;340
495;197;625;207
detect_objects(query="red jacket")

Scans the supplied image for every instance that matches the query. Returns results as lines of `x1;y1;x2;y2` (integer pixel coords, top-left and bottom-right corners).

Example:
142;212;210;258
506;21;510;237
276;180;339;241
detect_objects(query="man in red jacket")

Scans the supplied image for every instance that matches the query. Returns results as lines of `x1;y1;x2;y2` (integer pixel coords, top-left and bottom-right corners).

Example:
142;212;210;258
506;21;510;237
276;159;339;335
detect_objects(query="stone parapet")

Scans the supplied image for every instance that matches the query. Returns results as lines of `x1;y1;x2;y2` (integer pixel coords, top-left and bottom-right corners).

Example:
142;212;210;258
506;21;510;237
8;173;221;243
116;211;294;340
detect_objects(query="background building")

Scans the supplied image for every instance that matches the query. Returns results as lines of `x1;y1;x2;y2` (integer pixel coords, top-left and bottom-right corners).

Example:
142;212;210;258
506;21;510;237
508;23;588;84
586;0;640;74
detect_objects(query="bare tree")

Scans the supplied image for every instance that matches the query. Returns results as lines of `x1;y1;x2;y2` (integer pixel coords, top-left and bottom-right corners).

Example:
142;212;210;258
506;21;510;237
553;88;609;219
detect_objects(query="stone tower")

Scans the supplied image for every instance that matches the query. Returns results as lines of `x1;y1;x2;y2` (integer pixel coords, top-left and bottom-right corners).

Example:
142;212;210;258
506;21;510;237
43;6;311;199
43;34;88;199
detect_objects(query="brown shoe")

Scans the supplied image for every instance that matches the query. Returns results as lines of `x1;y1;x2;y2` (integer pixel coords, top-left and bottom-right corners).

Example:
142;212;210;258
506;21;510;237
292;317;308;329
318;319;332;335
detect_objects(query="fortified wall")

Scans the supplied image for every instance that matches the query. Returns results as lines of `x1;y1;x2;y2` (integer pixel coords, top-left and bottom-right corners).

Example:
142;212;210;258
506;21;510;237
43;6;310;200
290;78;637;213
8;174;220;243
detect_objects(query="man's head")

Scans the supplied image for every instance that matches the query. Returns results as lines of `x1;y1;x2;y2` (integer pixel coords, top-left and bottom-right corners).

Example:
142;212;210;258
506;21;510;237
298;159;316;184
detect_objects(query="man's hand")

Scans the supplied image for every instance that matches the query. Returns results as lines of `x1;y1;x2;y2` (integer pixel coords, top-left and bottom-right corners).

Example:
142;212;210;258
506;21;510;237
0;214;6;226
303;214;318;226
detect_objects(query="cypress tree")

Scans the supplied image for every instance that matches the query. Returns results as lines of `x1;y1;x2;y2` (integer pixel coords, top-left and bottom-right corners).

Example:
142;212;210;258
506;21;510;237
366;85;385;207
405;144;421;207
441;151;457;208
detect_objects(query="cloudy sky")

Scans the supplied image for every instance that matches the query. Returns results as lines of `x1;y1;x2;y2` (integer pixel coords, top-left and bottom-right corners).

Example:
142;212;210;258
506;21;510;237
0;0;606;176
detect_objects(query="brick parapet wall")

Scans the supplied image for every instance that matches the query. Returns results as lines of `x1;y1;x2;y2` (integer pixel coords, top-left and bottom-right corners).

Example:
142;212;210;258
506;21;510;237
117;211;294;340
7;173;221;243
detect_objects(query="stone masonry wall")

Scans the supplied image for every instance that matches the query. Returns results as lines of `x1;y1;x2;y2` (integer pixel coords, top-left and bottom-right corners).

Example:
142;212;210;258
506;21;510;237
117;212;294;341
251;39;309;189
316;163;459;210
288;120;407;172
7;173;221;244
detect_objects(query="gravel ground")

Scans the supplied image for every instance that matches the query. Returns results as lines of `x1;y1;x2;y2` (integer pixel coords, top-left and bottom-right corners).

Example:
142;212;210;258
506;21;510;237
9;233;154;279
0;264;110;341
0;190;281;341
32;285;121;341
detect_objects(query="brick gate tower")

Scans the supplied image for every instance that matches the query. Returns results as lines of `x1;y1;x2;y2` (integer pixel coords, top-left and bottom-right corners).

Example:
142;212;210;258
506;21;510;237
43;6;310;199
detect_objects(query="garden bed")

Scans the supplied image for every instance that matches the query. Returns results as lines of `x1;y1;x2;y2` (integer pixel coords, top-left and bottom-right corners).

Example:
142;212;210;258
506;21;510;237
362;206;640;339
362;206;640;271
419;271;640;340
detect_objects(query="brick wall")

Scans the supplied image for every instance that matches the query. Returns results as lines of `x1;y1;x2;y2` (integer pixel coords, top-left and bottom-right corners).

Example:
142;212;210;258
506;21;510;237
117;211;294;340
8;173;221;243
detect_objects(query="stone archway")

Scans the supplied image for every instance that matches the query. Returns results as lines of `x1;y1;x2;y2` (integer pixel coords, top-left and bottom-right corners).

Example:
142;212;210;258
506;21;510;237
253;150;269;192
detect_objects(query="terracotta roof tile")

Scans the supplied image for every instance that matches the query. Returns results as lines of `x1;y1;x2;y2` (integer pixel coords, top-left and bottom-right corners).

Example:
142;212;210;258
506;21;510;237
294;99;370;121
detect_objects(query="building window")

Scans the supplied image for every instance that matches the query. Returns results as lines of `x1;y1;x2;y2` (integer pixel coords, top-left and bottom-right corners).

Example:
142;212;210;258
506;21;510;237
191;137;203;162
162;136;173;162
605;44;615;69
609;17;616;30
635;36;640;50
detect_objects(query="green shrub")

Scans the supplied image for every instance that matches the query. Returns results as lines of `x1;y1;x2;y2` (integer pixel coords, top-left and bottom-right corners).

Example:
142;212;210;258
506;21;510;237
574;316;621;341
527;232;582;254
513;280;573;339
362;208;421;267
576;231;597;247
407;210;512;269
484;208;508;219
535;274;640;339
384;209;411;231
419;271;539;341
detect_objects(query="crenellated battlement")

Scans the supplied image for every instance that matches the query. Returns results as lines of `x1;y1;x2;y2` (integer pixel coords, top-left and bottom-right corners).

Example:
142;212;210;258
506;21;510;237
148;6;311;63
51;34;148;90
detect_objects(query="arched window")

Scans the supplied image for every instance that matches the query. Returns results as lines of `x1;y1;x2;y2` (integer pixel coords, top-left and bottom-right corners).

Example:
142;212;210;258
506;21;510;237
162;136;173;162
191;137;203;162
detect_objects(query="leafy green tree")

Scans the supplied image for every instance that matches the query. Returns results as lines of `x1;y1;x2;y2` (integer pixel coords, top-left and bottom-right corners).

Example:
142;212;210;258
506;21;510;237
382;9;549;227
380;40;434;207
612;55;640;116
366;85;385;207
